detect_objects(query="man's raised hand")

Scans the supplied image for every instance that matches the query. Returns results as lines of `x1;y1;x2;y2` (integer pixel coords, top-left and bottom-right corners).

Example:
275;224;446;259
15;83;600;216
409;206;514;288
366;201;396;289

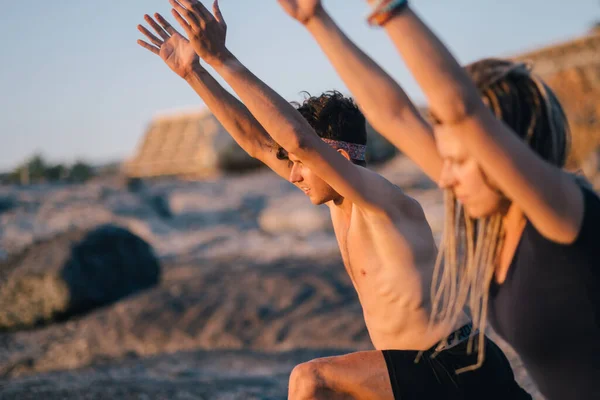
169;0;230;67
137;13;201;79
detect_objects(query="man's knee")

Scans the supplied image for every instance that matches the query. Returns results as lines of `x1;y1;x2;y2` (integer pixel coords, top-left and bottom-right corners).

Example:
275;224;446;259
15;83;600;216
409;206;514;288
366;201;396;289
289;361;325;399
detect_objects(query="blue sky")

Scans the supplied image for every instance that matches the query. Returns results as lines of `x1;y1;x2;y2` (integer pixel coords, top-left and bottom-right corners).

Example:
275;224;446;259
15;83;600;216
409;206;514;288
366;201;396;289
0;0;597;171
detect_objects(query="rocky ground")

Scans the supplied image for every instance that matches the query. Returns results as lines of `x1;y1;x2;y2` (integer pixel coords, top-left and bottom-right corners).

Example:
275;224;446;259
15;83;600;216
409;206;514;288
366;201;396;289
0;255;538;399
2;154;589;399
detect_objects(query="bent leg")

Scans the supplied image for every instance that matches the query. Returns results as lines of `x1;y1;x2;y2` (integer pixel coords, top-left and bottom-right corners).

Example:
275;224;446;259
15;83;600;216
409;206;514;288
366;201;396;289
288;350;394;400
287;339;532;400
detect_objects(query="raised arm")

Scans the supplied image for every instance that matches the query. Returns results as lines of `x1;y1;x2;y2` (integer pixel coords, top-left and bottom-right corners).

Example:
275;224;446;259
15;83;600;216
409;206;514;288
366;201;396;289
169;0;399;212
376;2;584;243
137;13;290;179
279;0;442;182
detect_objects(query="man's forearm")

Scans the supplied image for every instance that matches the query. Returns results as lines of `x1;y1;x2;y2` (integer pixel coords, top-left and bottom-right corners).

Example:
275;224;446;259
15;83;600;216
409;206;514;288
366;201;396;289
209;53;314;154
184;63;275;159
382;7;482;123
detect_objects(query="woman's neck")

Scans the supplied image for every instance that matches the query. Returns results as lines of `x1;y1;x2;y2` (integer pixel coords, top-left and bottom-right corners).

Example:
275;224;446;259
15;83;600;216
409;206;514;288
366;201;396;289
502;203;526;235
495;203;527;284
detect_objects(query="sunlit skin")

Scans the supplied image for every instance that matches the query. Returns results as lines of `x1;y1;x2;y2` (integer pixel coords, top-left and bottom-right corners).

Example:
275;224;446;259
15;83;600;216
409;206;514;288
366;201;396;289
435;127;507;218
435;127;530;286
284;146;462;349
287;150;345;206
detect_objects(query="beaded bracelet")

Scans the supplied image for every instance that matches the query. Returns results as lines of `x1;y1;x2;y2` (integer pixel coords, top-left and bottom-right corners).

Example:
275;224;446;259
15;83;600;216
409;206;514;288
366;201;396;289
367;0;409;27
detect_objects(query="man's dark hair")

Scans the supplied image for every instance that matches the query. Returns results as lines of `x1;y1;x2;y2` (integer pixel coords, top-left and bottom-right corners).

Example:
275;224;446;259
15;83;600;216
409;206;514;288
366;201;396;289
277;91;367;167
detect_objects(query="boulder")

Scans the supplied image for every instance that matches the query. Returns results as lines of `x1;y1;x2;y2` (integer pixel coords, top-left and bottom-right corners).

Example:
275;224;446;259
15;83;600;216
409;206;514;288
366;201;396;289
0;224;160;331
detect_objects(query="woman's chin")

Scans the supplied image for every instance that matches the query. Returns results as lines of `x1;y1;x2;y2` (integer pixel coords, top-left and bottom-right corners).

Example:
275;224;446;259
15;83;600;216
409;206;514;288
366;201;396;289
464;202;498;219
464;204;497;219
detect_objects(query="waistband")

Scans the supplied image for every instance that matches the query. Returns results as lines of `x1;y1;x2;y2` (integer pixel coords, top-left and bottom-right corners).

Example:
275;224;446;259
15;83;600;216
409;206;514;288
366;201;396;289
434;323;477;352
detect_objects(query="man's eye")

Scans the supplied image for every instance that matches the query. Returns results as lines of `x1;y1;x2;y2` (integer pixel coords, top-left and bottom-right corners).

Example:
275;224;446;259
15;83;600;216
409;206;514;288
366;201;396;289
287;160;293;168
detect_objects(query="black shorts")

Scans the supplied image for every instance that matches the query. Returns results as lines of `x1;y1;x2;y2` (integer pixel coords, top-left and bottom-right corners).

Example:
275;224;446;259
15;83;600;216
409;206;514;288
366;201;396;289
382;328;532;400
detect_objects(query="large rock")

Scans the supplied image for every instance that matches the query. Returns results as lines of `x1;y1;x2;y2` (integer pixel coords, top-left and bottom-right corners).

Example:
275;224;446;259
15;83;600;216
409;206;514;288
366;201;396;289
0;258;540;397
0;258;367;379
0;224;161;331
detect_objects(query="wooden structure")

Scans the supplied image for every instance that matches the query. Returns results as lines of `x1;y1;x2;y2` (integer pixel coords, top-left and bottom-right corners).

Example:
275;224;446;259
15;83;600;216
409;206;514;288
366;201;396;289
124;108;259;179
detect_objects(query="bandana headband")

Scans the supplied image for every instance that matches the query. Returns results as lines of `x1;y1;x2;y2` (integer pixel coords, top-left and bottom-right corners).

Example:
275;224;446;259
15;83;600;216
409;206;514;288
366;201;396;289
321;138;367;161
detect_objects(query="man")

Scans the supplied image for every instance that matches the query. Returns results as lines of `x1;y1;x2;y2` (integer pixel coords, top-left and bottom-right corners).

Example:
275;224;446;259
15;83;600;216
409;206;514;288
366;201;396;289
137;1;530;398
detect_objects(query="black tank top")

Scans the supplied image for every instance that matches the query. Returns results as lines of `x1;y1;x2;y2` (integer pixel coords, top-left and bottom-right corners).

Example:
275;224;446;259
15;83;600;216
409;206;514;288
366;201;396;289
488;185;600;400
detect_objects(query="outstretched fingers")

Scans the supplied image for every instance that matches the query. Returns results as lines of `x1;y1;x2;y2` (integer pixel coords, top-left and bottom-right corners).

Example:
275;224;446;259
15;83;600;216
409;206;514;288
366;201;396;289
212;0;227;29
138;23;164;47
170;8;192;34
169;0;202;30
155;13;179;37
144;14;170;40
177;0;213;21
137;39;160;55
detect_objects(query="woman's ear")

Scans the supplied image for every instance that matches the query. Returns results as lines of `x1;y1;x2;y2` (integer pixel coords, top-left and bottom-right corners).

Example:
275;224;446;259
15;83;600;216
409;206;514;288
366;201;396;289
336;148;351;161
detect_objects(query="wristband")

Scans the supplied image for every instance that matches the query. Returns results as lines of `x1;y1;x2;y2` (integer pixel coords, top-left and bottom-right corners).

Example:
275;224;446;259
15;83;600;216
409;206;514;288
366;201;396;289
367;0;409;27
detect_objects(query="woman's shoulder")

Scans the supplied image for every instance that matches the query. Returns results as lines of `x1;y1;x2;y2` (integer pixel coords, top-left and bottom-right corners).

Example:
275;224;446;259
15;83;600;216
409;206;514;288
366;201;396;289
575;179;600;239
523;175;600;248
556;174;600;248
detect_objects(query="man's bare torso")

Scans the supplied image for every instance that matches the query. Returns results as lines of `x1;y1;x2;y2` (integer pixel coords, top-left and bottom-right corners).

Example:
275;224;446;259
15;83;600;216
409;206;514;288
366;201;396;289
327;185;453;351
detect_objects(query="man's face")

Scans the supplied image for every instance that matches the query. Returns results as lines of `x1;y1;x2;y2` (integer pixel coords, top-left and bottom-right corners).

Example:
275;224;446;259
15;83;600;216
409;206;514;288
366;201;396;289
287;153;339;205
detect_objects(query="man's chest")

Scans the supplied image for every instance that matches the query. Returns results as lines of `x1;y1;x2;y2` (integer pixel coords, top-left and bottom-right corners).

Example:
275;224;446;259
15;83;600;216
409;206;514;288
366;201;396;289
331;213;376;283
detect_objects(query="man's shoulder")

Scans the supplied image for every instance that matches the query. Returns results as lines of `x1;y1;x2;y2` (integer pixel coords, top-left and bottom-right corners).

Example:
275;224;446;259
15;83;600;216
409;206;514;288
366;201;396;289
389;185;426;220
355;170;425;219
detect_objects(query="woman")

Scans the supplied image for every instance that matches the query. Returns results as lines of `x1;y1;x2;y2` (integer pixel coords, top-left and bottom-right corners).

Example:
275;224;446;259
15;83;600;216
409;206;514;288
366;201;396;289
363;1;600;399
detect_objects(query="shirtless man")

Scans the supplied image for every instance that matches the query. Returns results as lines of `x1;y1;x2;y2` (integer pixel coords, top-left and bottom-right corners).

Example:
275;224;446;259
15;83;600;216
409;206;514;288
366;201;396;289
136;1;530;398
